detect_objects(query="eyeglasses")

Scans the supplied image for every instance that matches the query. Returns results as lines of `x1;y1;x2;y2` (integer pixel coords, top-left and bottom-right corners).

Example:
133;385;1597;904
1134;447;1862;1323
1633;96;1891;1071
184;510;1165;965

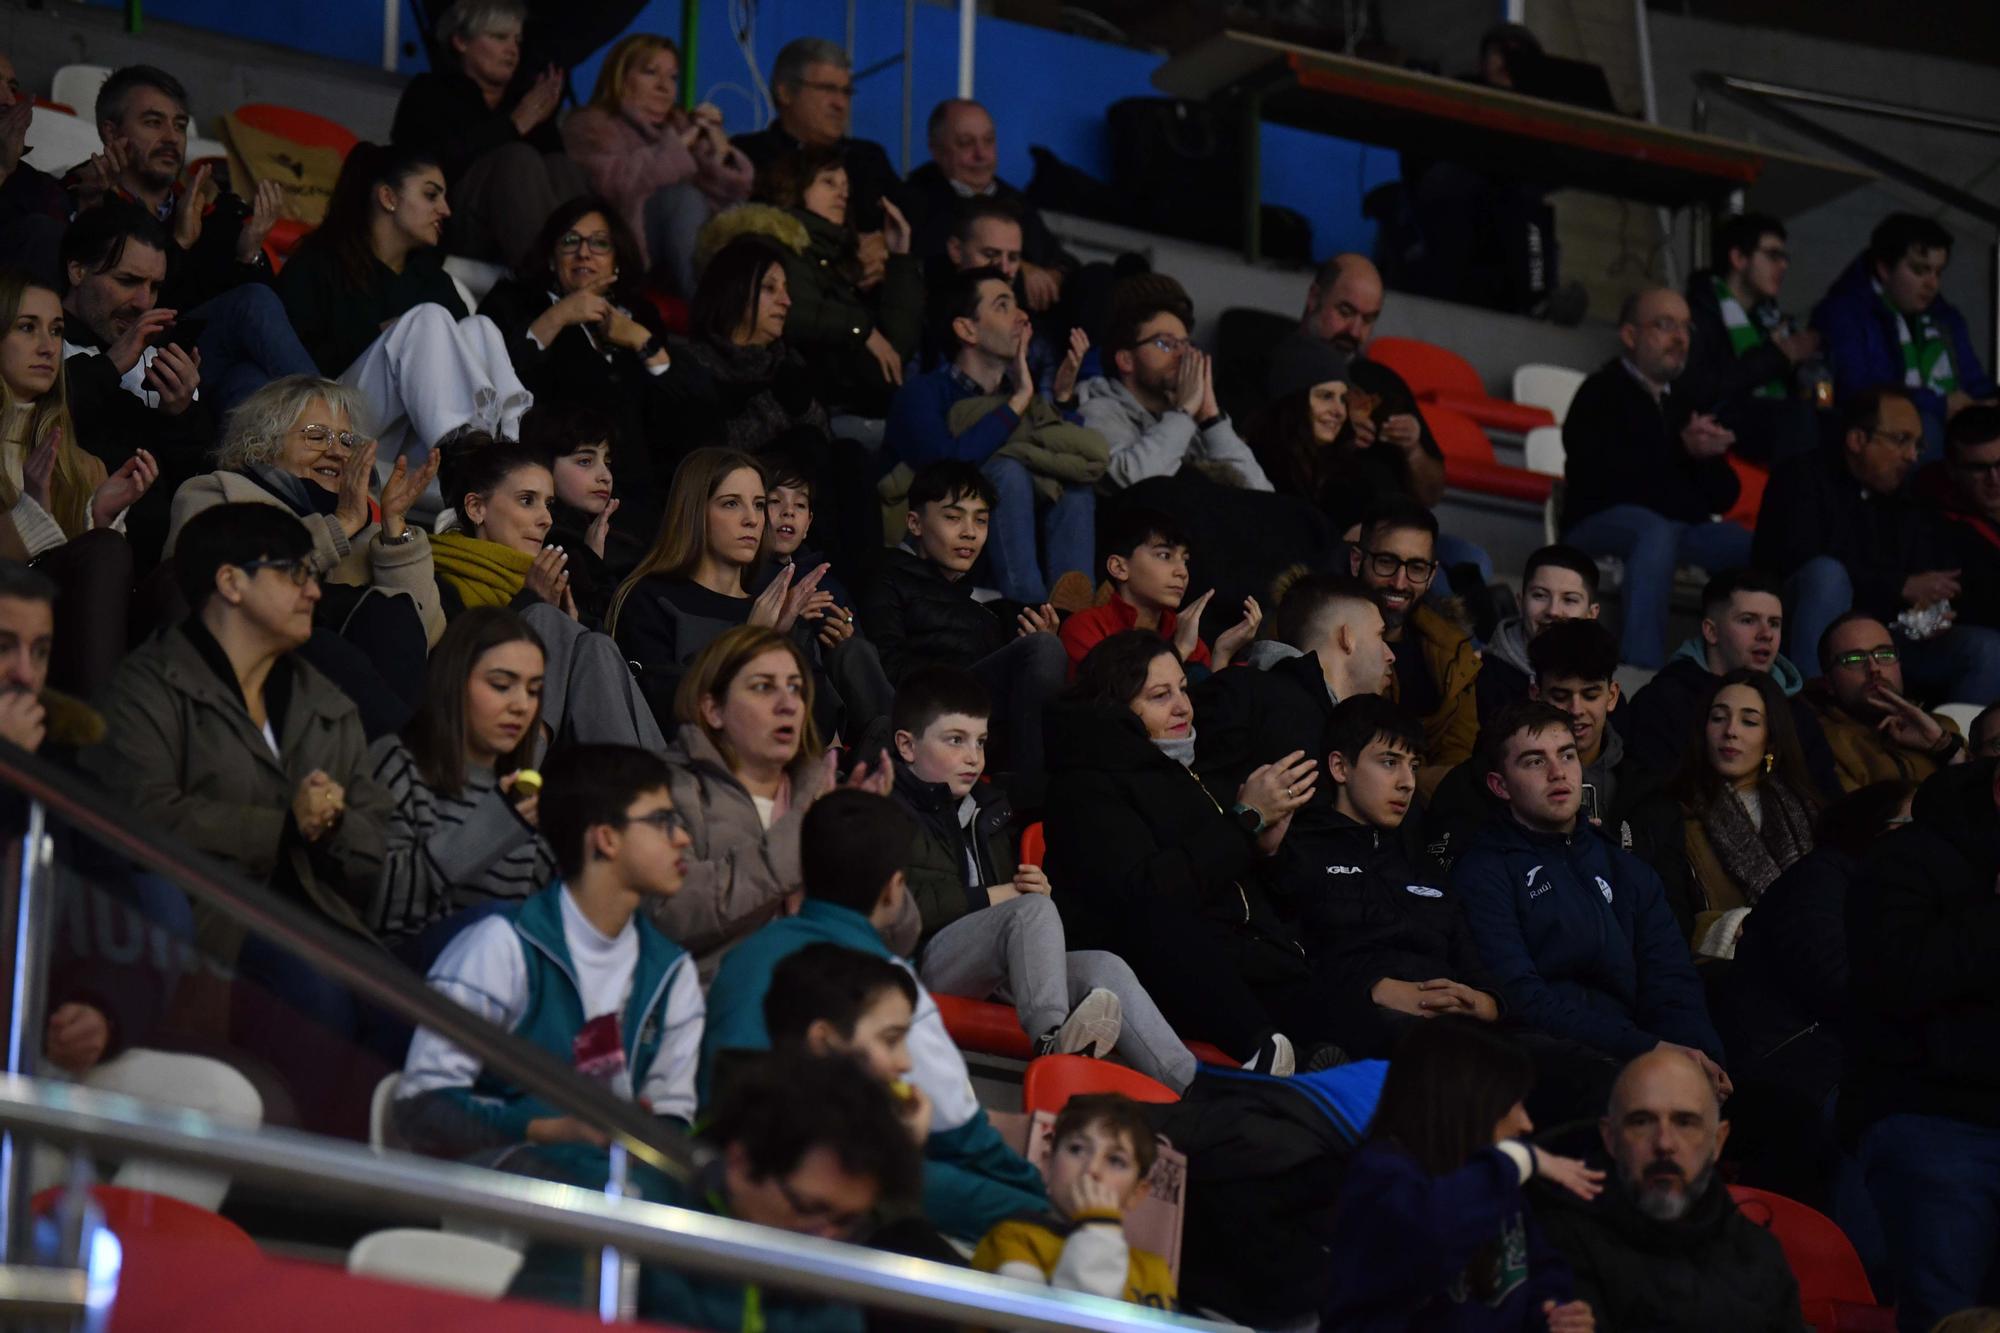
1642;317;1695;338
619;808;690;838
236;556;321;587
296;425;363;450
557;232;615;256
773;1174;867;1234
1830;646;1899;669
795;78;855;98
1359;549;1437;583
1869;430;1924;451
1143;334;1190;355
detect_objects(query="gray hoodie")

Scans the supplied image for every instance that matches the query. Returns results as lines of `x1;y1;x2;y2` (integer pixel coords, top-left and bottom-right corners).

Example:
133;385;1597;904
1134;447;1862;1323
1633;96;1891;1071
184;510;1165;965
1075;375;1273;492
1485;616;1533;680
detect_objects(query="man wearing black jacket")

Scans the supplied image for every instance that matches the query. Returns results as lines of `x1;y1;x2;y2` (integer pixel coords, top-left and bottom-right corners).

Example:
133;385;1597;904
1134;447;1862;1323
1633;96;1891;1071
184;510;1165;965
904;100;1076;308
1844;758;2000;1330
1754;386;2000;704
733;39;899;241
1278;695;1501;1058
1561;287;1748;669
1680;213;1822;466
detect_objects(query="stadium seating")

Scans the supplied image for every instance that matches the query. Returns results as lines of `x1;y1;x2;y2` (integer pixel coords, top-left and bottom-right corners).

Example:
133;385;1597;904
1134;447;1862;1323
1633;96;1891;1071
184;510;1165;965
1418;402;1556;505
1367;336;1558;435
349;1228;525;1298
1728;1185;1895;1332
933;992;1238;1068
1022;1054;1178;1117
1511;362;1588;424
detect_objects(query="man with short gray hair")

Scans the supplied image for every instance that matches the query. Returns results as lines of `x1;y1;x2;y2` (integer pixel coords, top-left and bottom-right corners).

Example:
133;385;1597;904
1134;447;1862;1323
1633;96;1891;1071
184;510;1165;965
733;36;899;241
1538;1048;1806;1331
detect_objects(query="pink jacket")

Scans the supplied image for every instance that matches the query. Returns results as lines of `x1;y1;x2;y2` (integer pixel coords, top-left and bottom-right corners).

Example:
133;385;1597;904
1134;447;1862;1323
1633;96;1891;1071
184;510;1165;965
562;106;755;268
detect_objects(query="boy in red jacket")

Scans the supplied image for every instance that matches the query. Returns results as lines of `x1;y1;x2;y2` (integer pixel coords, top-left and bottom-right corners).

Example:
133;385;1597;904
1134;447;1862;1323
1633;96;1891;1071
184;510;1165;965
1058;507;1259;677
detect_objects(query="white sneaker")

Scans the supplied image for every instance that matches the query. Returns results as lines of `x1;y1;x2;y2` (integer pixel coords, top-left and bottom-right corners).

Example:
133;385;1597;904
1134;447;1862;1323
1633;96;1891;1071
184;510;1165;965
1244;1032;1295;1077
1038;988;1122;1059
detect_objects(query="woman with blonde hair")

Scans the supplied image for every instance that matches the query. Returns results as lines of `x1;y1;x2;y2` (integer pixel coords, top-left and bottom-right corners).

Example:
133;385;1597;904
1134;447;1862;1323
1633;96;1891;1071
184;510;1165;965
611;446;890;741
656;623;911;972
0;268;157;695
562;32;753;295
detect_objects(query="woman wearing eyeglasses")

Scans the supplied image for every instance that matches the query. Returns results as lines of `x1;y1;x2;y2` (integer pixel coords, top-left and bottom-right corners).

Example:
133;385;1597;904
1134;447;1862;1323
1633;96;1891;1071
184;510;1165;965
562;33;754;298
655;625;914;974
164;376;438;735
479;199;678;533
1650;669;1820;958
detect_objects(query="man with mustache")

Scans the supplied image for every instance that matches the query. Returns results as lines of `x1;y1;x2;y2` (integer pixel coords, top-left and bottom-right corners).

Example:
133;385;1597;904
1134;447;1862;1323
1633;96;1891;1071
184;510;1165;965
1540;1048;1805;1331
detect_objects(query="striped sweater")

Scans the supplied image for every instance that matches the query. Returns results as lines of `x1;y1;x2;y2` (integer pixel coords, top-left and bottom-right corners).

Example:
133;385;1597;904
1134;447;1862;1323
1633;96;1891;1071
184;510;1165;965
368;737;557;941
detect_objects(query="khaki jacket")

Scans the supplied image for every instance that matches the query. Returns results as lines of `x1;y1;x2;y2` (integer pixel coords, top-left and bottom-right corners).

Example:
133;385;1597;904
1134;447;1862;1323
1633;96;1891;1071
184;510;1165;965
165;470;445;646
1809;692;1960;793
1384;603;1482;800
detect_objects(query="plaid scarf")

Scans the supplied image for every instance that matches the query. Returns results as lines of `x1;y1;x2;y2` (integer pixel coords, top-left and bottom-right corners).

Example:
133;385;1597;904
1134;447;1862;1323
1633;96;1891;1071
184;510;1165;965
1713;277;1786;399
1698;779;1814;906
1877;280;1958;396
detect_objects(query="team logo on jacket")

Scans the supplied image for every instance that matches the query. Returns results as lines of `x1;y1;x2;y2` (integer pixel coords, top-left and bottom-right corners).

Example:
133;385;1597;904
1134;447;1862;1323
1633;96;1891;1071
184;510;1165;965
1404;884;1444;898
1524;864;1543;889
1595;876;1613;903
1326;864;1361;875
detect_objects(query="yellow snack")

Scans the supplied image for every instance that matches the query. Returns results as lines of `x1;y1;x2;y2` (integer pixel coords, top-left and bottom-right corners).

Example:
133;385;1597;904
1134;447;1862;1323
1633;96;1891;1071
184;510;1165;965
889;1079;915;1103
511;769;543;797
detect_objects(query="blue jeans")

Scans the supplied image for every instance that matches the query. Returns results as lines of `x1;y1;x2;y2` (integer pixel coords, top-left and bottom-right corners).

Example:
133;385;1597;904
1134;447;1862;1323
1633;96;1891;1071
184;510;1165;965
1858;1113;2000;1329
978;455;1095;604
190;285;318;417
1786;555;2000;702
1564;504;1752;669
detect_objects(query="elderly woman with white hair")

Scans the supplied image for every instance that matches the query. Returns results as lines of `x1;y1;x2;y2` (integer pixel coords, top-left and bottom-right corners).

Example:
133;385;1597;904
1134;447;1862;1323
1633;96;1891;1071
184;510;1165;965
163;376;443;734
390;0;588;266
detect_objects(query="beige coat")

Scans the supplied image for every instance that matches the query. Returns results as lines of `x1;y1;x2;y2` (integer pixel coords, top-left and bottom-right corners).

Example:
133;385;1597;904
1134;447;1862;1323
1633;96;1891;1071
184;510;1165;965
165;470;445;646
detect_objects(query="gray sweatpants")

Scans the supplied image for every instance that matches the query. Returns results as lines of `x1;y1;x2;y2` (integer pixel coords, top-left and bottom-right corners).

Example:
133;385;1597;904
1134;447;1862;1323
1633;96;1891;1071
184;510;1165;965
917;893;1197;1092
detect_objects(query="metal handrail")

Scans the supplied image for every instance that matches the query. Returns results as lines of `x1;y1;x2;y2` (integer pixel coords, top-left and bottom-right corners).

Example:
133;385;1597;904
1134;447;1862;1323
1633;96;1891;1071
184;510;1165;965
0;742;693;1182
0;1077;1230;1333
1696;73;2000;140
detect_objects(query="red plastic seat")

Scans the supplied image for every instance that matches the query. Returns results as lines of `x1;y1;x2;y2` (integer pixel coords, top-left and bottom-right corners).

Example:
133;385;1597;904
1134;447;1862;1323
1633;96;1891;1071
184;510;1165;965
1724;453;1771;529
636;288;691;335
1728;1185;1893;1332
1022;1053;1178;1117
932;992;1237;1068
33;1184;259;1261
1418;403;1557;505
1368;336;1556;434
1019;821;1046;867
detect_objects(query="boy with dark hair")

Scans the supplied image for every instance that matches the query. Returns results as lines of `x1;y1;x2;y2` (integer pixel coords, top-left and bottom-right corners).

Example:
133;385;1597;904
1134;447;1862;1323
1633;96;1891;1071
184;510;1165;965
1057;506;1261;675
1277;694;1503;1058
397;742;704;1155
1448;702;1728;1089
861;459;1066;773
973;1091;1178;1308
887;665;1197;1089
764;942;932;1144
701;788;1050;1240
1475;543;1601;724
1348;496;1480;797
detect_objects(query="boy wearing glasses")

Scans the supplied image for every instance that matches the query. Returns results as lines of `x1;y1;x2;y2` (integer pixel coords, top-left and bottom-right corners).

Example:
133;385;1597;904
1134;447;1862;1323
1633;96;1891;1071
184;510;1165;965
1680;212;1821;467
1347;496;1480;798
397;742;704;1154
1806;612;1967;794
1075;276;1270;492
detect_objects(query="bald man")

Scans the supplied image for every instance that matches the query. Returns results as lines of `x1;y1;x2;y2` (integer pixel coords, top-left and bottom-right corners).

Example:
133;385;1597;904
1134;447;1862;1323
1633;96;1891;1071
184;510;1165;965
1540;1049;1806;1332
903;98;1077;307
1560;287;1751;669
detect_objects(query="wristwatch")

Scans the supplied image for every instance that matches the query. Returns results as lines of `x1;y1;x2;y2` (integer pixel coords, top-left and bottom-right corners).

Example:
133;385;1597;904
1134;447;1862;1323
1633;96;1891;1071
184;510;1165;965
381;526;420;545
637;335;668;362
1230;802;1267;836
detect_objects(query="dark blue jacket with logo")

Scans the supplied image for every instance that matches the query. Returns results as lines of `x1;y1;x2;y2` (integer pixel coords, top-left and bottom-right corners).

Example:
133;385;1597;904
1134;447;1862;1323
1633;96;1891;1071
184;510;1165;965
1448;818;1722;1063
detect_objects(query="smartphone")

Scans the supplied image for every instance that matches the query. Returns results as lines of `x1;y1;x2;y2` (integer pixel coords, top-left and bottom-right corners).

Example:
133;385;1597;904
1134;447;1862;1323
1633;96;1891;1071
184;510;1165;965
1579;782;1601;824
146;317;207;351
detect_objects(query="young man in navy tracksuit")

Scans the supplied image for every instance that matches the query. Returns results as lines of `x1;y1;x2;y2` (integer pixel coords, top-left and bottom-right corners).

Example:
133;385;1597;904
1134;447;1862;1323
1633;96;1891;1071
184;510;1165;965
1447;701;1729;1095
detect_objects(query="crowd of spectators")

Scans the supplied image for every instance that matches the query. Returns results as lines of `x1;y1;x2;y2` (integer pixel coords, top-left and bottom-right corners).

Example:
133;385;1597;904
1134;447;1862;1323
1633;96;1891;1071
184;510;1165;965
8;6;2000;1329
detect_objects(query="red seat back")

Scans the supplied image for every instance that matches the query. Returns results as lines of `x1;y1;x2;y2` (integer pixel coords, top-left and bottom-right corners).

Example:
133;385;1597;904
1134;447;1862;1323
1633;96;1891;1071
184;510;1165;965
33;1184;260;1261
1724;454;1771;529
1018;821;1046;867
1417;402;1498;466
1367;337;1486;399
1022;1054;1178;1117
1728;1184;1883;1328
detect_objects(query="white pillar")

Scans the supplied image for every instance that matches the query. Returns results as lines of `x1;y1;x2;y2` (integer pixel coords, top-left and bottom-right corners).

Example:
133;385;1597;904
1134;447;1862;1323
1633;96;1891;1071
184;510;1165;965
958;0;976;99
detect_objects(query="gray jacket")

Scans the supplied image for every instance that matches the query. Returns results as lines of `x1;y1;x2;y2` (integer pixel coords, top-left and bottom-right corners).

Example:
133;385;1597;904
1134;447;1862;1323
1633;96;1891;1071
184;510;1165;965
1075;376;1272;492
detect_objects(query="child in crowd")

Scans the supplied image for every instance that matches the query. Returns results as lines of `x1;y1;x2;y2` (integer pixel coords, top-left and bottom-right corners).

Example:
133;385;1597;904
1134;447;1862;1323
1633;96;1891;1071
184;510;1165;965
861;460;1067;773
1057;506;1261;677
394;743;704;1163
889;665;1197;1090
764;942;934;1146
973;1092;1178;1310
519;404;637;625
701;788;1049;1240
760;450;856;621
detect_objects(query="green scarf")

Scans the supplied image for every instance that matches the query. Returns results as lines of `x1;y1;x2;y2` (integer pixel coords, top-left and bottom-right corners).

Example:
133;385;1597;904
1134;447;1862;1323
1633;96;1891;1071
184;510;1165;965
431;530;533;608
1712;277;1785;399
1878;281;1958;397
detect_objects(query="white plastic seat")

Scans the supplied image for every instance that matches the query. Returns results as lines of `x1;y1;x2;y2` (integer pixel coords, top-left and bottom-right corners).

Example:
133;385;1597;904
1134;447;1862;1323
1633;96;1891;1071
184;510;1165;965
1936;701;1984;735
1524;424;1565;477
348;1228;525;1298
1512;363;1588;425
22;105;102;177
49;64;112;118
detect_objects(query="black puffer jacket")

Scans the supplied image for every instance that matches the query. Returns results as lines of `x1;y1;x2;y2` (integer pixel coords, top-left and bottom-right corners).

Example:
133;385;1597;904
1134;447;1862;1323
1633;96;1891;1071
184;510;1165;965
857;544;1010;684
1277;808;1501;1056
1843;758;2000;1140
1042;699;1301;969
1192;646;1339;814
890;762;1016;950
1539;1172;1805;1332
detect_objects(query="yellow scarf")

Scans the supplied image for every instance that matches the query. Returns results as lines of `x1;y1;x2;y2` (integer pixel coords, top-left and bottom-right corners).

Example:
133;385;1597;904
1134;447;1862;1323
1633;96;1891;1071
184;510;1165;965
431;530;533;608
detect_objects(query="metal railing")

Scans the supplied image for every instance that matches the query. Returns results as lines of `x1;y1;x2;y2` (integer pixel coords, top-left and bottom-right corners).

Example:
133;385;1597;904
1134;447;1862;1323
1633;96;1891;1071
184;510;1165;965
0;1078;1229;1333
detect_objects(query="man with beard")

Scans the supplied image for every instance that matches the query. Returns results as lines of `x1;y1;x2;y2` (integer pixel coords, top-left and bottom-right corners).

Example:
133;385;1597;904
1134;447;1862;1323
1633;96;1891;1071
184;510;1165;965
1540;1048;1805;1331
1075;277;1269;492
1348;497;1479;799
1807;611;1968;792
1561;287;1748;670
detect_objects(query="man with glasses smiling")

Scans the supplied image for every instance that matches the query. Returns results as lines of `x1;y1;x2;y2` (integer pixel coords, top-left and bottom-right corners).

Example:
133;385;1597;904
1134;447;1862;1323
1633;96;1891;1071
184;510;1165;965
1757;386;2000;706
